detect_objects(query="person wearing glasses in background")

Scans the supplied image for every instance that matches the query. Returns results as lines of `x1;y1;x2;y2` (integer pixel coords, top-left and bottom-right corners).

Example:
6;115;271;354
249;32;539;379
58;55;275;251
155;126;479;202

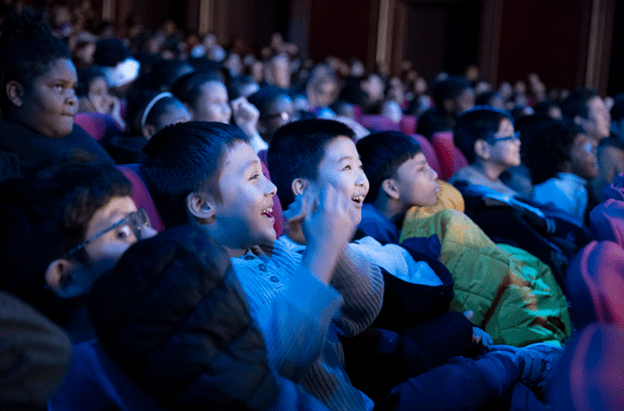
450;106;522;197
525;119;599;225
248;85;298;145
0;161;156;343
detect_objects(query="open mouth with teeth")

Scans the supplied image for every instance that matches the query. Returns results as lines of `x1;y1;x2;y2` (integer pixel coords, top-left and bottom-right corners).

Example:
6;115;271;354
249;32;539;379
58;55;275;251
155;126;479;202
261;207;274;218
352;195;365;206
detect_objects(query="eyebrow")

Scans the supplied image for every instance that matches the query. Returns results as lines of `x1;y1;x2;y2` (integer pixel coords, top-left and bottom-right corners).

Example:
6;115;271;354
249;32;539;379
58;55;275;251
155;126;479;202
240;158;261;173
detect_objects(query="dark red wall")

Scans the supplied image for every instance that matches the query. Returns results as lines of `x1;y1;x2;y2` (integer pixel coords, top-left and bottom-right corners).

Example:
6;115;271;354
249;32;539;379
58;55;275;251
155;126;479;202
308;0;376;63
497;0;585;89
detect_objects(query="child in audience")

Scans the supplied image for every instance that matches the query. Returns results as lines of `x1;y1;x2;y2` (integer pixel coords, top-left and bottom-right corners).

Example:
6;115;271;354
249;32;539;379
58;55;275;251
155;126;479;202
450;106;521;197
417;76;475;139
0;161;157;342
76;67;126;129
355;131;439;244
266;118;565;410
526;119;598;224
105;90;191;164
248;85;297;144
0;8;114;173
53;225;332;411
140;121;384;411
171;70;268;151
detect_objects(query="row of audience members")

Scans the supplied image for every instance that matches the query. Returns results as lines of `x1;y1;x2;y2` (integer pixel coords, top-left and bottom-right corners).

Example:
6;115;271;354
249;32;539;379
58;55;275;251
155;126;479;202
0;6;623;411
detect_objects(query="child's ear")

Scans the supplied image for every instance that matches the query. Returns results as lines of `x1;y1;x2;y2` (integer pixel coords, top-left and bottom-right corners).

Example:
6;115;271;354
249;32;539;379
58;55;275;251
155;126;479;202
45;258;75;292
142;124;156;140
291;178;308;196
186;191;216;224
474;139;490;160
381;178;400;200
6;80;24;107
183;102;195;119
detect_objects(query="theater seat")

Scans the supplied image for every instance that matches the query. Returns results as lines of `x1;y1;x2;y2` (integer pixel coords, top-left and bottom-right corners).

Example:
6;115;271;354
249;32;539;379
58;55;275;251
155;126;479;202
412;134;441;177
74;112;122;142
431;131;469;181
357;115;401;132
399;115;417;135
115;164;165;233
257;150;285;238
590;199;624;247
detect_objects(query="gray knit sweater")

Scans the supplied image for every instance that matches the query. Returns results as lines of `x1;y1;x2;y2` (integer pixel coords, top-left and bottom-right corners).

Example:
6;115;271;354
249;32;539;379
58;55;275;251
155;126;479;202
231;237;384;411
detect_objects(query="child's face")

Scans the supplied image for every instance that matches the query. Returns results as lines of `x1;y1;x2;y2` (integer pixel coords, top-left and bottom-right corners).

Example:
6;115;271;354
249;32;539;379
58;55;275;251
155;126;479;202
20;58;78;138
213;142;278;249
309;137;369;224
87;76;114;114
84;196;158;263
392;152;439;207
570;134;598;180
486;118;521;168
580;96;611;140
193;81;232;124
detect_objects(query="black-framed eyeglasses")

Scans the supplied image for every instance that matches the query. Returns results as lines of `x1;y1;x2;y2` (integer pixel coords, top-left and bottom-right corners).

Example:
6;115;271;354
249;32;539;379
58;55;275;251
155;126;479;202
485;131;520;145
65;208;151;259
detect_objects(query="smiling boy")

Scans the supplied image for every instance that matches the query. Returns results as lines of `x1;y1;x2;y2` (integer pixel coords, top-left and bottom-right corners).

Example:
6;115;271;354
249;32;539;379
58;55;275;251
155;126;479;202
355;131;439;244
267;119;566;411
141;121;384;411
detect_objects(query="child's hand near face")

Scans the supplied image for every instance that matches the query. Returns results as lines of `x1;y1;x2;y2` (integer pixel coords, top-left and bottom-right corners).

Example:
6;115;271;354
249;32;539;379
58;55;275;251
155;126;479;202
284;183;360;284
231;96;259;137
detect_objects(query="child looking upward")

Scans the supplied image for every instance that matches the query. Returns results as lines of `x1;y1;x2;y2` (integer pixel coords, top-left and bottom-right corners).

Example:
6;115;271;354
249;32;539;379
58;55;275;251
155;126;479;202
356;131;439;243
141;121;384;411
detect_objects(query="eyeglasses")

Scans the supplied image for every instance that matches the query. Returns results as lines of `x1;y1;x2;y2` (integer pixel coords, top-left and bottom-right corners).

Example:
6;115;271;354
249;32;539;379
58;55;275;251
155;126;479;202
65;208;151;259
485;131;520;145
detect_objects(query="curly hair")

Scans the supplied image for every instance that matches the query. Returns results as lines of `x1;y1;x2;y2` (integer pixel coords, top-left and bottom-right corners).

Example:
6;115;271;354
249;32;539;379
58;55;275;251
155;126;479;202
524;119;579;185
0;7;70;112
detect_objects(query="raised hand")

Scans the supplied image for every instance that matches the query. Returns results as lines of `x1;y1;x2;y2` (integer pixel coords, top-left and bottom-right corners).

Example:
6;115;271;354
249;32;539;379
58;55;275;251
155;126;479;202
231;96;259;137
292;182;361;284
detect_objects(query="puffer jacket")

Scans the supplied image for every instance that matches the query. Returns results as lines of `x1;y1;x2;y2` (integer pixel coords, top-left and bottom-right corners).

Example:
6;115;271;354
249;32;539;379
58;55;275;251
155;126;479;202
399;209;571;347
87;225;280;411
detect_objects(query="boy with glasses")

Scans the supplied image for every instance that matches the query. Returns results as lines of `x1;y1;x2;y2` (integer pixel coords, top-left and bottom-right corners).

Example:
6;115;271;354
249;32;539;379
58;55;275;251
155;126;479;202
0;161;157;342
450;106;521;197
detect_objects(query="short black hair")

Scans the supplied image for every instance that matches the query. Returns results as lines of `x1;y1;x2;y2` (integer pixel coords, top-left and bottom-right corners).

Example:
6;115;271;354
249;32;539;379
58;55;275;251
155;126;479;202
93;38;130;67
171;70;223;109
144;58;194;91
533;100;560;117
247;85;288;117
525;119;579;185
0;7;71;112
432;75;472;110
267;119;355;209
357;131;422;203
416;108;455;140
610;99;624;122
454;106;513;163
141;121;250;228
76;66;106;97
560;88;598;120
0;162;131;324
475;91;502;107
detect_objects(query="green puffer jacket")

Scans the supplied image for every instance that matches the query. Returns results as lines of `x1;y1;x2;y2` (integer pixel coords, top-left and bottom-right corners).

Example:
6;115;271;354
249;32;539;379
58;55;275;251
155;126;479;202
399;208;571;347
